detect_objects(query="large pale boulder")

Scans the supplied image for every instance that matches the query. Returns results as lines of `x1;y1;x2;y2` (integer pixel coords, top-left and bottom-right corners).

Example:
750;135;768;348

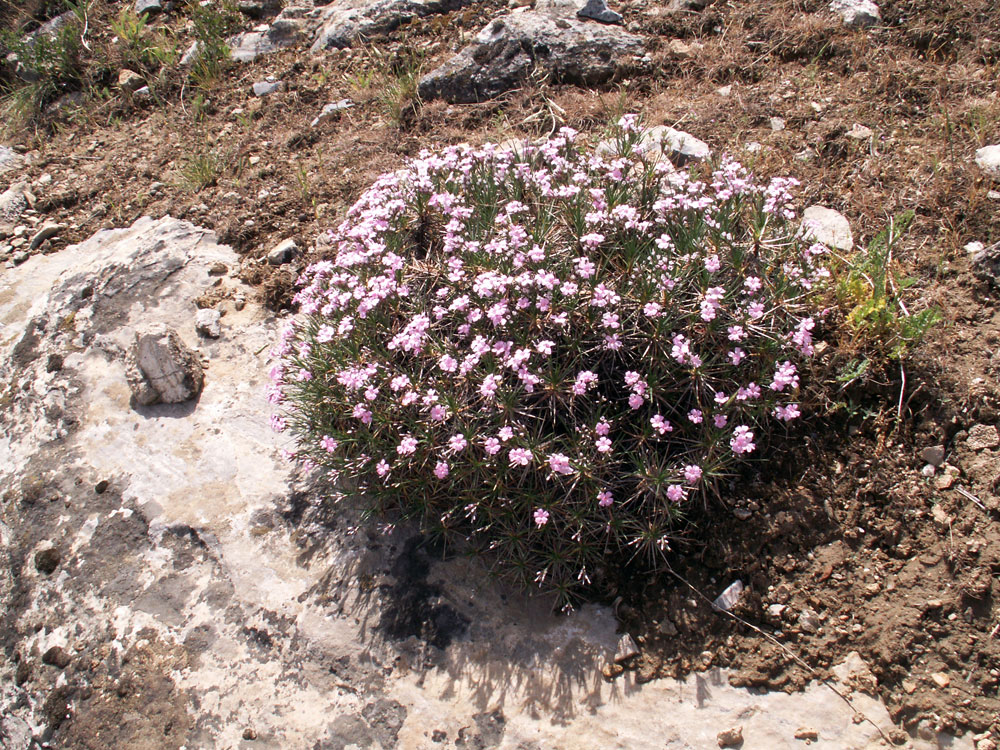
800;205;854;251
975;145;1000;180
311;0;471;51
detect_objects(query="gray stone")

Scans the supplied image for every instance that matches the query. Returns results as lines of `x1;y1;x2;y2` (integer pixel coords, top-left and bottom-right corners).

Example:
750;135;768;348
0;145;23;177
966;424;999;452
800;205;854;251
229;17;305;62
125;325;205;406
614;633;639;663
920;445;945;468
666;0;713;10
797;608;821;633
829;0;880;28
135;0;163;15
195;308;222;338
0;716;32;750
29;222;64;251
770;117;786;131
598;125;711;166
0;182;28;225
311;0;472;52
179;41;201;67
267;237;298;265
975;145;1000;180
970;241;1000;287
252;79;285;96
311;99;354;127
577;0;622;24
418;12;647;103
118;68;146;93
12;251;28;265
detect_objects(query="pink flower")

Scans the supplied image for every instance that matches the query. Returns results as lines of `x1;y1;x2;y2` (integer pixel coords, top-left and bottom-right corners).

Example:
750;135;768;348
650;414;672;435
667;485;686;502
397;435;418;456
509;447;532;466
596;419;611;436
713;414;728;428
683;464;702;483
730;425;756;454
483;437;501;455
643;302;662;318
688;409;703;424
448;434;468;453
353;404;373;425
434;461;450;479
548;453;574;475
770;361;799;392
595;437;612;453
597;490;613;507
430;404;448;421
629;393;644;410
480;374;500;399
320;435;338;453
375;459;390;477
573;370;598;395
498;426;515;442
438;354;458;372
533;508;550;526
774;403;801;422
704;254;720;273
728;348;747;365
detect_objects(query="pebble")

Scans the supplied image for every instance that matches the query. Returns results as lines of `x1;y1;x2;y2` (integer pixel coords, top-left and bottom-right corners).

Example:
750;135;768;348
253;80;285;97
717;726;743;747
770;117;786;131
310;99;354;127
920;445;945;467
976;739;998;750
12;251;28;265
846;123;873;139
794;727;819;741
902;679;917;694
797;608;821;633
34;547;61;574
975;144;1000;180
930;672;951;689
614;633;640;663
233;293;247;311
577;0;622;24
966;424;999;451
42;646;72;669
267;238;297;265
920;464;936;477
195;308;222;338
118;69;145;93
29;222;64;251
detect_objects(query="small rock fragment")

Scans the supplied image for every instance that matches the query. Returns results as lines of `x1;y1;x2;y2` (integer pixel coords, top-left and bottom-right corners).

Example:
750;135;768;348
118;68;145;93
614;633;639;663
135;0;163;15
233;292;247;311
902;679;917;694
252;80;284;97
920;464;936;477
29;222;64;251
770;117;786;131
577;0;622;24
34;547;61;574
967;424;999;451
717;726;743;747
242;728;258;740
208;262;228;276
931;504;952;529
829;0;880;28
794;727;819;741
267;237;297;265
920;445;945;467
975;145;1000;180
195;308;222;338
713;580;744;611
797;608;821;633
767;603;786;619
601;662;625;679
310;99;354;127
800;206;853;251
976;739;998;750
846;123;873;140
930;672;950;689
42;646;72;669
125;325;205;406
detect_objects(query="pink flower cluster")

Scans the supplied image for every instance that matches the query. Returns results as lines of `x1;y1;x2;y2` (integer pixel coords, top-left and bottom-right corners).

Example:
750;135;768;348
270;117;828;601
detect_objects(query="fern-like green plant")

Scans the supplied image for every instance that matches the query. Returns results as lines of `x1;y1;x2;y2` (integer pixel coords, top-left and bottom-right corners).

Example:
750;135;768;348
836;210;942;359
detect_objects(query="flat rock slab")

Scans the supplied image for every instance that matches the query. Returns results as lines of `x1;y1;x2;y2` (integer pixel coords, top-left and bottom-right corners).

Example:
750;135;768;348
0;145;23;177
311;0;472;51
0;219;970;750
418;12;647;103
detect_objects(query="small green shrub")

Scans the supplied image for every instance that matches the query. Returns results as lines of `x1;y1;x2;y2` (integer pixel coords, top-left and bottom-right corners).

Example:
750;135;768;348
271;117;831;605
186;0;241;91
836;210;942;360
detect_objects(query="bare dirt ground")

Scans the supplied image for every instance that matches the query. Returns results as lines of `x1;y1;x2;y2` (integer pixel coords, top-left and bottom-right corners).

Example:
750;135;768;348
2;0;999;743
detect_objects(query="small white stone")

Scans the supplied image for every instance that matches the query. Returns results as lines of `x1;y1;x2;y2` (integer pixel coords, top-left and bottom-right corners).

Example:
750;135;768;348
800;206;854;251
975;145;1000;179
